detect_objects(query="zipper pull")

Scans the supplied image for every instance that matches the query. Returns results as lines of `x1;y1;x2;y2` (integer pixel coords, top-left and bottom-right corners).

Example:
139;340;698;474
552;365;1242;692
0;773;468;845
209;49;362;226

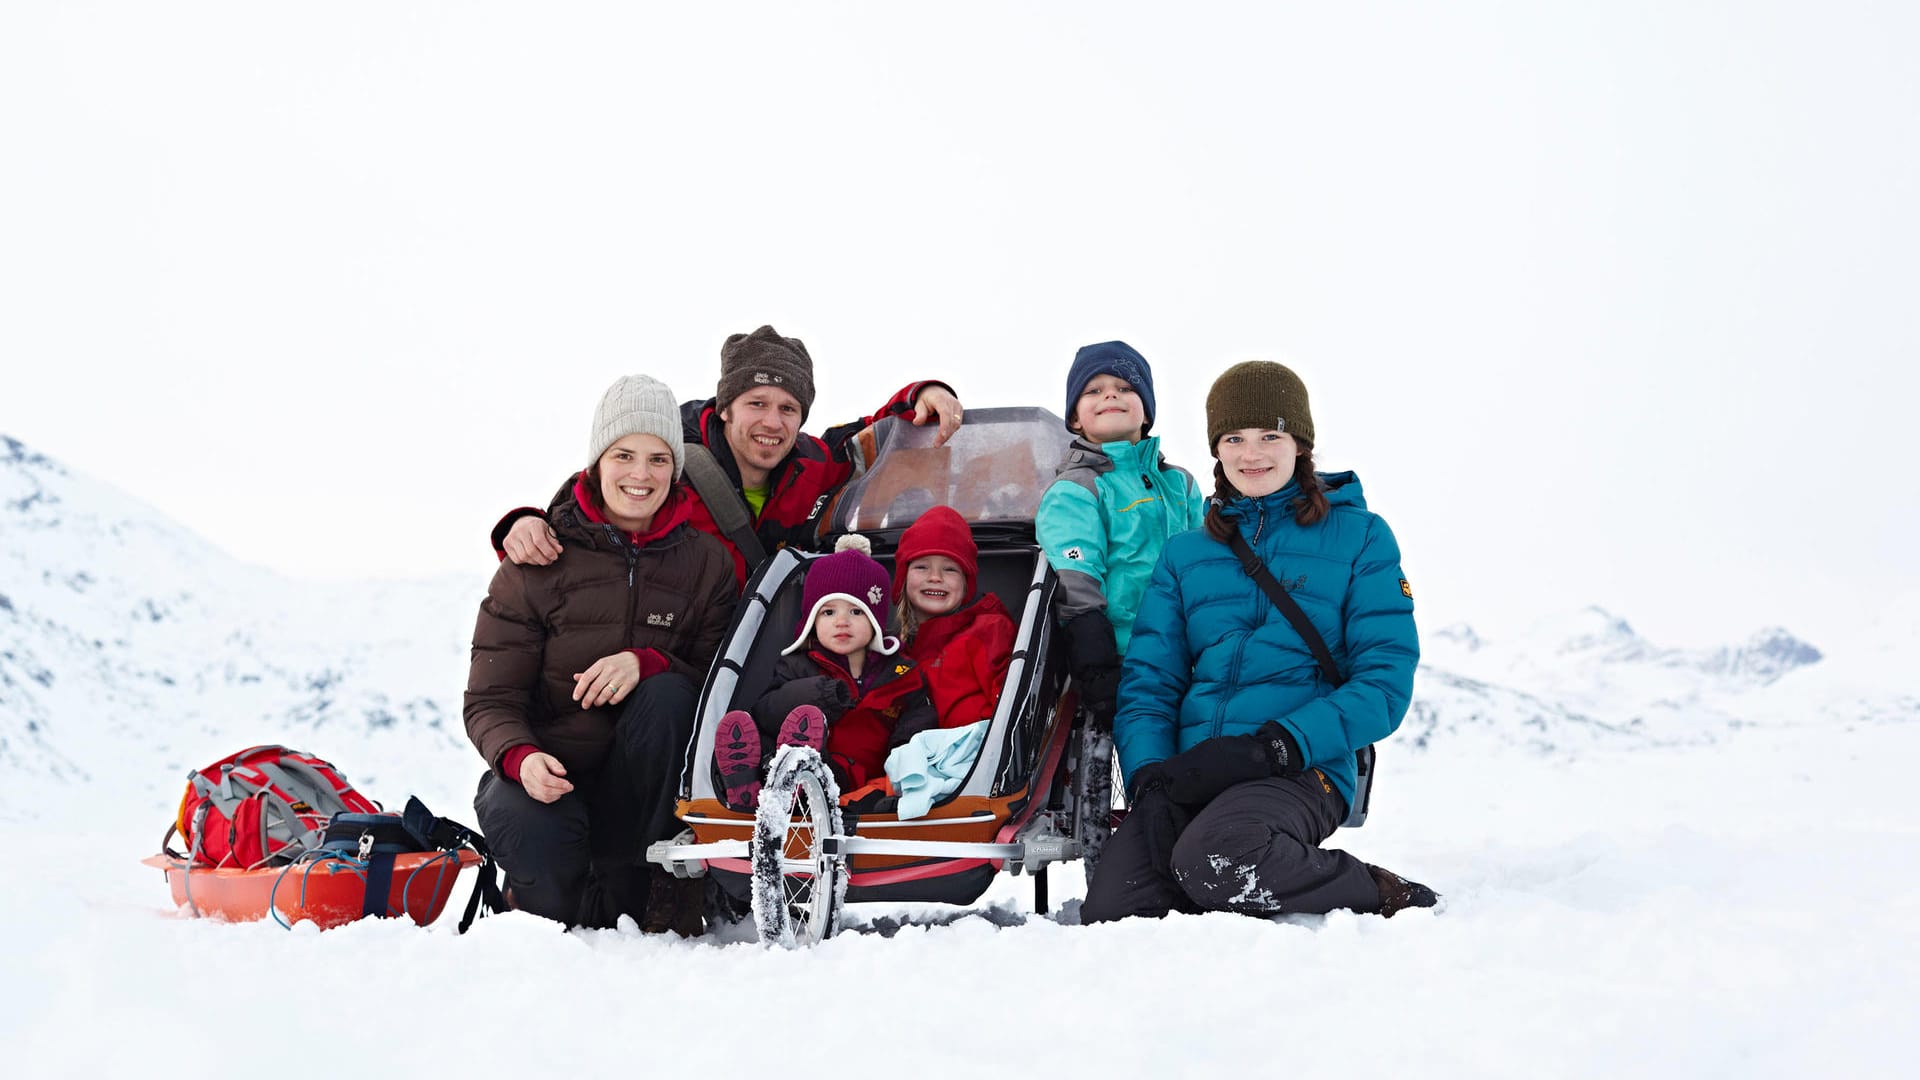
1142;473;1154;489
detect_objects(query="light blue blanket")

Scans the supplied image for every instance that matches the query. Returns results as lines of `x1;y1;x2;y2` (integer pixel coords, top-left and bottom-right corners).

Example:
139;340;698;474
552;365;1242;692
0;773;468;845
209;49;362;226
884;721;989;820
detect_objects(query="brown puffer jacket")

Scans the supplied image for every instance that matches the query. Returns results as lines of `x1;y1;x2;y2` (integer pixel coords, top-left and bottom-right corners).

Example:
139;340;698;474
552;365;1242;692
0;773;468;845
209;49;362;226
464;482;738;778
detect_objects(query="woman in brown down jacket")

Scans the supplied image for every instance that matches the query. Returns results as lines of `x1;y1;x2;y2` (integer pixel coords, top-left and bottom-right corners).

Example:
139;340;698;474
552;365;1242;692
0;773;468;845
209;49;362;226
465;374;737;933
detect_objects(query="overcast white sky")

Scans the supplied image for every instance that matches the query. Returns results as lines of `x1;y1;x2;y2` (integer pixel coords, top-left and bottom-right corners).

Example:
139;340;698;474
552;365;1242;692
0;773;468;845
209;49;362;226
4;2;1916;653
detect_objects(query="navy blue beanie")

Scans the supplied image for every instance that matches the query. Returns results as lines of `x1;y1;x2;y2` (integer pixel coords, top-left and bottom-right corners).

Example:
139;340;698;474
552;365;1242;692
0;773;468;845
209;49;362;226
1064;341;1157;435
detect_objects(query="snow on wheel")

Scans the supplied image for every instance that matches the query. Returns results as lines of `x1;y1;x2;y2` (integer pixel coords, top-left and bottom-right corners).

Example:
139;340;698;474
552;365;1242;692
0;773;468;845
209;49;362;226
1076;723;1118;890
750;745;847;948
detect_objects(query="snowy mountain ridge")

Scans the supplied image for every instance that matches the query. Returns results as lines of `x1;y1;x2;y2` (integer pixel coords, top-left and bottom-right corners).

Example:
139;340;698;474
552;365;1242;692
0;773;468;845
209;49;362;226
0;434;1897;821
0;435;481;818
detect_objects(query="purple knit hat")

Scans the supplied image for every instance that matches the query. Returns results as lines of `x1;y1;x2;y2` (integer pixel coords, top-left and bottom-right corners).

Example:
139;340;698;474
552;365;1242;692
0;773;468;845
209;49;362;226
781;536;900;656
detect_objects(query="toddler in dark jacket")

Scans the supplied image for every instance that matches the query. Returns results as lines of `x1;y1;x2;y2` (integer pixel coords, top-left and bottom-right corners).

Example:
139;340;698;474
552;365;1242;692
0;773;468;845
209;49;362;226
716;536;936;809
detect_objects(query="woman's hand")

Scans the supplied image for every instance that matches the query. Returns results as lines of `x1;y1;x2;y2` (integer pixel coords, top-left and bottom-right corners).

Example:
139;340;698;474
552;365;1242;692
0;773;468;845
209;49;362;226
519;752;575;803
573;650;643;707
504;516;563;566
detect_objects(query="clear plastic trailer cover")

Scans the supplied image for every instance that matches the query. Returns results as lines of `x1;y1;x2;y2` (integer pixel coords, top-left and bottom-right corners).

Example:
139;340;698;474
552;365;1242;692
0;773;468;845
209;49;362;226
827;406;1071;536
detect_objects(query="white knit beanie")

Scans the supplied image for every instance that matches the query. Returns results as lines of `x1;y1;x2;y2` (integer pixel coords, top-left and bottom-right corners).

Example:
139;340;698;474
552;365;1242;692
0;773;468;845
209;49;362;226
588;375;685;478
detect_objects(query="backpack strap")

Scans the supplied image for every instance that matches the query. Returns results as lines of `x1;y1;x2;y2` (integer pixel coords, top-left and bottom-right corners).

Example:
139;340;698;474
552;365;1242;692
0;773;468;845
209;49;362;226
1225;529;1376;829
255;759;354;819
1225;530;1344;687
682;442;768;569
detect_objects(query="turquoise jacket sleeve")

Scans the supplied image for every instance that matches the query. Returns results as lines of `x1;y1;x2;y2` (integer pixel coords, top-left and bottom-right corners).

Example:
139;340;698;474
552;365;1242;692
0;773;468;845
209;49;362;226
1278;514;1418;764
1111;546;1190;791
1037;479;1110;622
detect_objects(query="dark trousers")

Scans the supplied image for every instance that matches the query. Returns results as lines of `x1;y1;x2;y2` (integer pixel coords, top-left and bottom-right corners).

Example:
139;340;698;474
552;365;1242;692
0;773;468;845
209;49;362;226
473;673;698;926
1081;770;1381;924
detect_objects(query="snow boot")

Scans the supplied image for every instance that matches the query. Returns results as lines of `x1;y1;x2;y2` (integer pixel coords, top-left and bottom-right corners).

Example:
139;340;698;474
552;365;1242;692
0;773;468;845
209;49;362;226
669;874;707;938
640;865;678;934
716;710;763;810
1367;863;1440;918
776;704;828;753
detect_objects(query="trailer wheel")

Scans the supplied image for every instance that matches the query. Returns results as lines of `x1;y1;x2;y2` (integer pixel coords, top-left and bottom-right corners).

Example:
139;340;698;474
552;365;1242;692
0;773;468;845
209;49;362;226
750;746;846;948
1075;723;1118;890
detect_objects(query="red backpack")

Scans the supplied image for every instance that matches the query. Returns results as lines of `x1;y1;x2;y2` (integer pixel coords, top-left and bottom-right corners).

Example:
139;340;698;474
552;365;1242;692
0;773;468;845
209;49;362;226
168;746;382;868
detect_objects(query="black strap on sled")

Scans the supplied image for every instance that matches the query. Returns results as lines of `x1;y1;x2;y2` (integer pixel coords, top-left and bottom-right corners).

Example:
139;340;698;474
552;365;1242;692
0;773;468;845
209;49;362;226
683;443;769;571
1225;530;1376;828
420;804;507;934
319;797;507;931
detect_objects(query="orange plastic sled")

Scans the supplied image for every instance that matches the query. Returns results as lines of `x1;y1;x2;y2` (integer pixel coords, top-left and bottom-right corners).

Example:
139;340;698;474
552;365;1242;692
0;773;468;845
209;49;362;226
143;850;481;929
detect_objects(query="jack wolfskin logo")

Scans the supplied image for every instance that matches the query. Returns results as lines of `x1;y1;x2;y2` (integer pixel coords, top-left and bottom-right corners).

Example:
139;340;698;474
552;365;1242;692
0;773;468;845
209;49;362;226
1063;546;1083;560
810;495;831;517
753;371;784;385
647;612;676;627
867;585;884;605
894;664;909;676
1400;578;1413;599
1275;418;1287;432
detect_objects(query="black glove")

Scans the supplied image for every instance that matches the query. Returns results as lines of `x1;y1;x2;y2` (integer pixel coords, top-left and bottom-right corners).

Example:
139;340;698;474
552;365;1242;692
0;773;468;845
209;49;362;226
1062;611;1122;733
826;677;855;711
1154;721;1304;808
1130;784;1192;883
1126;765;1190;882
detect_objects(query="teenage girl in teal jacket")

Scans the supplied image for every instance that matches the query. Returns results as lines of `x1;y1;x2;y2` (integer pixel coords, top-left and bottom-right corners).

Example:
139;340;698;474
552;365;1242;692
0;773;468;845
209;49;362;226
1081;361;1438;924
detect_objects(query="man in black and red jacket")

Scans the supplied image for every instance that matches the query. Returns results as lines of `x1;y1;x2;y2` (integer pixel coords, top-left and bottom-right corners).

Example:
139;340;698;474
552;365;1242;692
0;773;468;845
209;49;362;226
493;324;963;586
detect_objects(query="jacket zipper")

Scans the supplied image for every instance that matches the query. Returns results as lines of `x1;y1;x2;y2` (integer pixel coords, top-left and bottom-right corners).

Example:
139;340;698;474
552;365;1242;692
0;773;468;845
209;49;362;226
616;528;639;641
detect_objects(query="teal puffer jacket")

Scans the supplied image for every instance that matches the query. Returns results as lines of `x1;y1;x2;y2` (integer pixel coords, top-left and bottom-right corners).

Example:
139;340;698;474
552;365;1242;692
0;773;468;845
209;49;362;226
1037;435;1205;652
1113;472;1417;815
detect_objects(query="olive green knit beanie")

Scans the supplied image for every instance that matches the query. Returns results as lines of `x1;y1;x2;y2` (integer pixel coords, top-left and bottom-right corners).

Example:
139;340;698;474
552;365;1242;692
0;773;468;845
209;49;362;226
1205;361;1314;454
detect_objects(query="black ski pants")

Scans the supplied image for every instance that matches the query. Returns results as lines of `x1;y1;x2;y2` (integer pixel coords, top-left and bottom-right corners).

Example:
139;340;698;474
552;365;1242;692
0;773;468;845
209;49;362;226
472;673;698;926
1081;769;1381;924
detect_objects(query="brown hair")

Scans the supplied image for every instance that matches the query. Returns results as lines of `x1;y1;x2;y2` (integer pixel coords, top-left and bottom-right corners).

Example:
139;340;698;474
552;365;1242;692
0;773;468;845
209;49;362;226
581;463;611;519
895;596;924;644
1203;438;1329;543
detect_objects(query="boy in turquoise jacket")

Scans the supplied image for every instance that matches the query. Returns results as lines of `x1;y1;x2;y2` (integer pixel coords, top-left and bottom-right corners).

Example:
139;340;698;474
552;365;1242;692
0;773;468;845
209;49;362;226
1036;341;1206;731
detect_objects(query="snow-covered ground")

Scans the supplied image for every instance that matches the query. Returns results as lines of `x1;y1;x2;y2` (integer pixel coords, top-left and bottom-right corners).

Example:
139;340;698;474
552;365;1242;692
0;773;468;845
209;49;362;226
3;436;1914;1077
7;720;1914;1077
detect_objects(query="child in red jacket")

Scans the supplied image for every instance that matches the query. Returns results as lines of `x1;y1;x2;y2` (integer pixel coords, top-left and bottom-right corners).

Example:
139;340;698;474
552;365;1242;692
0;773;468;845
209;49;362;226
893;506;1016;728
715;537;936;808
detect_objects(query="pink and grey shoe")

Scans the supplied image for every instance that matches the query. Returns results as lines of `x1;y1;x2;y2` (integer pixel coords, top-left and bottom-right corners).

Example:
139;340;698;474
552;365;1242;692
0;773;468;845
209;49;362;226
715;710;763;810
776;705;829;753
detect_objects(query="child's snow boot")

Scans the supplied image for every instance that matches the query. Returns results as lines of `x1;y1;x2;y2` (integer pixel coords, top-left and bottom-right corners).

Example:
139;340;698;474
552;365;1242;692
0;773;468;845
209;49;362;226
776;704;828;753
1366;864;1440;918
716;710;763;809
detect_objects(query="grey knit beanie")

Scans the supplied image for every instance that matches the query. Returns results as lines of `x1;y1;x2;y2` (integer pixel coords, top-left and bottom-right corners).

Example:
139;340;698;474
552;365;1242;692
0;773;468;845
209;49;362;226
1205;361;1315;453
716;325;817;421
588;374;685;478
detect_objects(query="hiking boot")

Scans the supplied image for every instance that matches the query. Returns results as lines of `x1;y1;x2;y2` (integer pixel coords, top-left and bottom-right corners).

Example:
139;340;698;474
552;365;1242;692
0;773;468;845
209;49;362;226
669;874;707;938
715;710;763;810
1367;863;1440;918
776;704;828;753
638;866;708;937
640;865;678;934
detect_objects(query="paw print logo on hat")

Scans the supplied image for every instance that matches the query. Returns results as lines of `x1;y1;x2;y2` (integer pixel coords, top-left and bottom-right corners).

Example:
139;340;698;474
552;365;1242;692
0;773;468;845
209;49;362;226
868;584;884;605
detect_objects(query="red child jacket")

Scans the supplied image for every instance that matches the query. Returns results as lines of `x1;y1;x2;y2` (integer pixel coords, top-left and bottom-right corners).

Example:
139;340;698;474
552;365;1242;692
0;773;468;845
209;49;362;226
906;593;1017;729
